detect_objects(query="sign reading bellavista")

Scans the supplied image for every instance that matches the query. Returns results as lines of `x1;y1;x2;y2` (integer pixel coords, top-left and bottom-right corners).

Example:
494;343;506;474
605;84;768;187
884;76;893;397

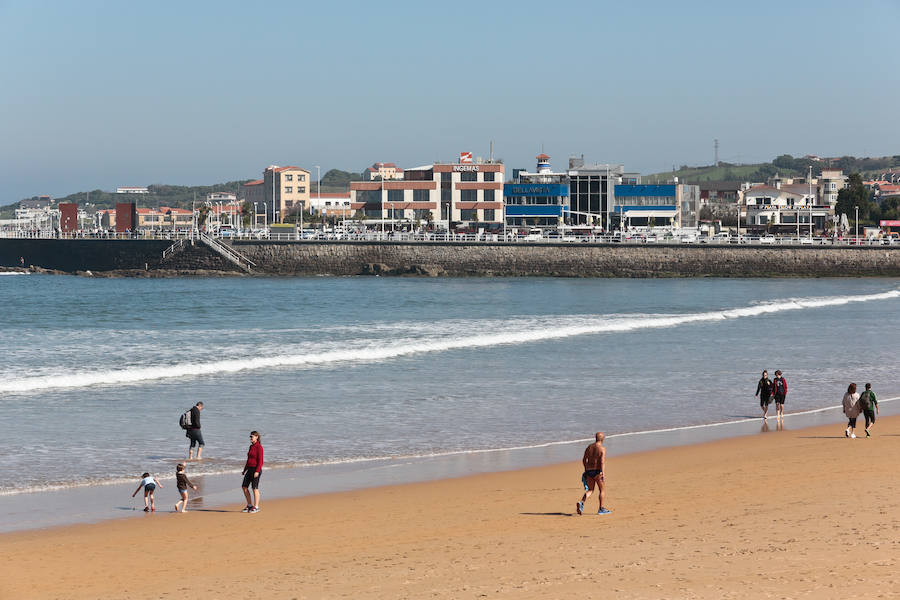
880;220;900;227
453;164;480;172
503;183;569;197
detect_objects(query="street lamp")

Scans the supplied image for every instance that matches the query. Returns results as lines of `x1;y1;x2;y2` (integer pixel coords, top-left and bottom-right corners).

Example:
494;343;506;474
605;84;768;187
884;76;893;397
253;202;258;230
381;173;386;238
808;165;813;239
315;165;320;237
855;205;859;242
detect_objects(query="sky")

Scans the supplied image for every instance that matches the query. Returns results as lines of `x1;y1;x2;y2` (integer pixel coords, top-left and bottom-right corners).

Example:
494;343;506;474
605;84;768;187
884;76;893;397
1;0;898;202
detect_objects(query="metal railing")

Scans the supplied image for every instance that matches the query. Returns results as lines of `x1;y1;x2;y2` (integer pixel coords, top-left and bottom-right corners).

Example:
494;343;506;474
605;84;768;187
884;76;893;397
1;228;896;247
197;232;256;272
161;238;186;259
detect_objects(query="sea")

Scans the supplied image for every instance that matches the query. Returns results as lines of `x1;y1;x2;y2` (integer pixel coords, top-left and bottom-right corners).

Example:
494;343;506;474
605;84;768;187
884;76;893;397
1;274;898;530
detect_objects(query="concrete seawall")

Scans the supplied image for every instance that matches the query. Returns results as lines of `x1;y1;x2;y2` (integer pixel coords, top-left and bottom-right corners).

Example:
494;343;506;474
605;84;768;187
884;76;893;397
3;238;900;277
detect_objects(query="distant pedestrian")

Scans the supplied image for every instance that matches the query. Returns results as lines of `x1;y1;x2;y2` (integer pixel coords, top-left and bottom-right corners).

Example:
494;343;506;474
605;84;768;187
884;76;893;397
241;431;264;513
186;402;204;460
19;256;25;269
842;383;861;439
132;472;163;512
173;463;198;513
859;383;878;437
772;370;788;420
576;432;610;515
756;370;773;420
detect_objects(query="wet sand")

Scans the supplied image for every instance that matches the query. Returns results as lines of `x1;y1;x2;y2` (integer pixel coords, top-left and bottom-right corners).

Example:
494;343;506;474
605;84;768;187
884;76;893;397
4;414;900;599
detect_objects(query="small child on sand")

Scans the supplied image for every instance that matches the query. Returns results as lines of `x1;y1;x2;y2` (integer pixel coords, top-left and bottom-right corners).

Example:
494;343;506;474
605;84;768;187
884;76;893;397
174;463;198;513
132;472;163;512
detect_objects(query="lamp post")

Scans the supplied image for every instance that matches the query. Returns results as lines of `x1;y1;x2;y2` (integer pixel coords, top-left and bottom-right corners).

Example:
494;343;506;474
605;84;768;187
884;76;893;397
263;201;268;234
855;205;859;242
381;173;386;238
315;165;320;237
253;202;258;230
808;165;813;238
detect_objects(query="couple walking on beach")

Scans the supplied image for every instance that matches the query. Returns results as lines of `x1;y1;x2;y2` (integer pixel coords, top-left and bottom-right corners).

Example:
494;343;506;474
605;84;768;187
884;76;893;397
756;370;787;420
842;383;878;438
576;432;610;516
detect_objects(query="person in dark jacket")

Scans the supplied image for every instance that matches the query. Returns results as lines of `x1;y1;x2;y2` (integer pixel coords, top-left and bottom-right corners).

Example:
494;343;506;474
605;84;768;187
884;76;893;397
241;431;264;513
187;402;204;460
772;370;788;420
755;370;773;420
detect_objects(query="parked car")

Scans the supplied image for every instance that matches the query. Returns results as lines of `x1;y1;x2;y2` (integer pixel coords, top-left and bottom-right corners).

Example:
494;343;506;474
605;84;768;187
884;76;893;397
759;235;776;244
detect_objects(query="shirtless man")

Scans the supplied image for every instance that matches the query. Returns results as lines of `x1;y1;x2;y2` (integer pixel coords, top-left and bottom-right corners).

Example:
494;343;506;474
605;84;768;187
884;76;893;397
576;432;610;515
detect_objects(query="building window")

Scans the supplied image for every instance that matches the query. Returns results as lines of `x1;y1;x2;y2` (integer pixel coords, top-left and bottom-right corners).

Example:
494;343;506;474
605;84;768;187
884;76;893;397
441;172;451;182
461;171;477;182
299;174;306;182
461;209;477;221
484;189;495;202
299;187;306;193
413;209;432;221
413;189;429;202
483;209;495;221
285;174;293;181
483;172;495;182
461;190;477;202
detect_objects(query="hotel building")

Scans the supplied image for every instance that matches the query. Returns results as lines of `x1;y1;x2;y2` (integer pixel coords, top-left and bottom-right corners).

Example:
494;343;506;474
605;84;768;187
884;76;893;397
503;154;569;229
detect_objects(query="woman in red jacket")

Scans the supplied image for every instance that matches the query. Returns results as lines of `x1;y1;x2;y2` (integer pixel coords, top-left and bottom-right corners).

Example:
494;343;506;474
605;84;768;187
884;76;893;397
241;431;264;513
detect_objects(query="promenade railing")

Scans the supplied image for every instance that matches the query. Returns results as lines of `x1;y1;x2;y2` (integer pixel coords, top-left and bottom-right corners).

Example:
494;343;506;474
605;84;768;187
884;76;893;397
0;229;897;247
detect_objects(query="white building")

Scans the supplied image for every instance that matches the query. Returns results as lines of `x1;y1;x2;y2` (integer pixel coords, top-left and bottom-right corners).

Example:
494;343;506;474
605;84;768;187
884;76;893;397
116;186;149;194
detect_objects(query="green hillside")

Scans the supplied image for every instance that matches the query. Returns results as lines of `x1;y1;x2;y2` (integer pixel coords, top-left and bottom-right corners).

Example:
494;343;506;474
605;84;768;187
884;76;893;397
643;154;900;184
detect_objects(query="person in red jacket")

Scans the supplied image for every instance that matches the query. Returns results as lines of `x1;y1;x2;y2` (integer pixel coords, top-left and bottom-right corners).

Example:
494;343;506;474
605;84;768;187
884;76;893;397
772;370;788;420
241;431;264;513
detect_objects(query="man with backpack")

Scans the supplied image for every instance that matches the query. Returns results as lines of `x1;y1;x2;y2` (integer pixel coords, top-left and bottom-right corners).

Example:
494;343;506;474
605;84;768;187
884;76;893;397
181;402;205;460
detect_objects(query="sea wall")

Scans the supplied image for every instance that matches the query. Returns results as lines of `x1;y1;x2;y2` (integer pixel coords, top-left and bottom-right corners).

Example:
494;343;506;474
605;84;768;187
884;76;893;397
231;241;900;277
2;238;900;277
0;238;237;273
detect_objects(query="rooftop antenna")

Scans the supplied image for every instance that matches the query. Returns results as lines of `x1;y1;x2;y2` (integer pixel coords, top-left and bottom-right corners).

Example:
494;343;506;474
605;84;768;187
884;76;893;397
490;140;493;162
714;139;719;167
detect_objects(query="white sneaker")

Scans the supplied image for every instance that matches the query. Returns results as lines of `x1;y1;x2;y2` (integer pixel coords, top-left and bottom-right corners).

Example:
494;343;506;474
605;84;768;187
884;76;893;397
845;428;850;437
851;433;857;439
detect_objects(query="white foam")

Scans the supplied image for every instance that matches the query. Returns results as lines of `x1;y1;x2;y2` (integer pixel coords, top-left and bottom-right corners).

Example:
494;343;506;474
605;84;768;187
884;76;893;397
1;289;897;394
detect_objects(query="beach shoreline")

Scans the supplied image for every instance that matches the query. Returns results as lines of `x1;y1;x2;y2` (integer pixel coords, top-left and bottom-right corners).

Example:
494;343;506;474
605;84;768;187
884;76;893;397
3;398;898;535
5;413;900;598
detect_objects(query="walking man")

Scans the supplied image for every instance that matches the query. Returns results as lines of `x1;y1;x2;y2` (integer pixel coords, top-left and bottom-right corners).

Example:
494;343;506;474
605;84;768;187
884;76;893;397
187;401;204;460
755;370;773;420
772;370;788;420
576;432;609;515
859;383;878;437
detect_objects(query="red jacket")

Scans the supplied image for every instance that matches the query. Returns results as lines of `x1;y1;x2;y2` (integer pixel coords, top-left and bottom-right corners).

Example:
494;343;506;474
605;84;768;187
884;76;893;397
773;377;788;397
244;442;264;474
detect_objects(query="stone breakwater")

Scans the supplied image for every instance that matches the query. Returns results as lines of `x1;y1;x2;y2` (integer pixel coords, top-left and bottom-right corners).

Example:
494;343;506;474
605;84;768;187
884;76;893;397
2;238;900;277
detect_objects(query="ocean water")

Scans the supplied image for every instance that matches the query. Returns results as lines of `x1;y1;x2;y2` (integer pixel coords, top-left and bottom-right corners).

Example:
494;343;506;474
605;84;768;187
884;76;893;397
1;274;898;497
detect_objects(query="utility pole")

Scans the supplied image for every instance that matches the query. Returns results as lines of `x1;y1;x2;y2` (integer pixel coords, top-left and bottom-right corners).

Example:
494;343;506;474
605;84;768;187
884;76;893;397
714;139;719;167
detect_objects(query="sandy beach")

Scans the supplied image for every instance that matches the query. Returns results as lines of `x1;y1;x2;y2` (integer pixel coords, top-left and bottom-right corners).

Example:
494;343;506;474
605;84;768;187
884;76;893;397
4;415;900;599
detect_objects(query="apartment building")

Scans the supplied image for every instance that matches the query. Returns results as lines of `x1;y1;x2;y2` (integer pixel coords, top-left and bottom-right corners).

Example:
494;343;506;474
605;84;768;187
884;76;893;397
350;157;504;227
743;181;822;233
262;165;311;222
365;162;404;181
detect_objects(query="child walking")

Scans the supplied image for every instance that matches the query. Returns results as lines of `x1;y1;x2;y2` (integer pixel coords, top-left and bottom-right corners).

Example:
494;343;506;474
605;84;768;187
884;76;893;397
132;472;163;512
174;463;198;513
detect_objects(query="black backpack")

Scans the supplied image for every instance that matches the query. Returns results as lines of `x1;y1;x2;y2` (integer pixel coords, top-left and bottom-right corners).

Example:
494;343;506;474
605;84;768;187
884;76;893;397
179;409;192;430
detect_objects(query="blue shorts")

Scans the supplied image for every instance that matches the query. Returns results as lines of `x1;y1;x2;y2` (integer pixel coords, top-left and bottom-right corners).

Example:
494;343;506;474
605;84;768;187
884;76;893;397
144;483;156;493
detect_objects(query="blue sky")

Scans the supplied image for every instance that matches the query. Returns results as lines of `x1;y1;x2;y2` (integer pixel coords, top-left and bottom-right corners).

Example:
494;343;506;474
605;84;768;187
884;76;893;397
1;0;898;201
